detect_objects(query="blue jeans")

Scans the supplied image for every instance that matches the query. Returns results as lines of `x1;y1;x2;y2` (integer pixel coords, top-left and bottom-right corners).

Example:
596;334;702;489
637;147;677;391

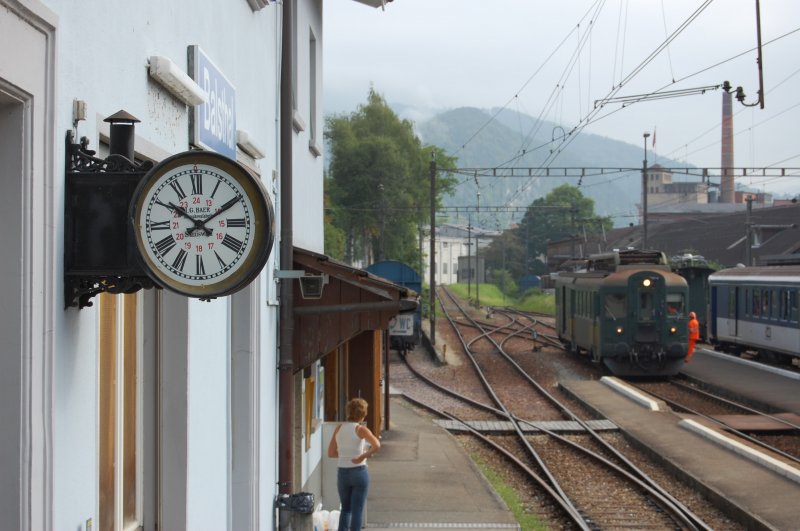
337;465;369;530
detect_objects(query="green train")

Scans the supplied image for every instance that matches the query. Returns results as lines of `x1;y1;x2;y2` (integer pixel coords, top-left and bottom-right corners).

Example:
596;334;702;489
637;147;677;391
555;250;690;376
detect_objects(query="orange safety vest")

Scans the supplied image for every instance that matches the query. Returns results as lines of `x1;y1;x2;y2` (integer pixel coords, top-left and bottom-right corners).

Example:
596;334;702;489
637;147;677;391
688;318;700;340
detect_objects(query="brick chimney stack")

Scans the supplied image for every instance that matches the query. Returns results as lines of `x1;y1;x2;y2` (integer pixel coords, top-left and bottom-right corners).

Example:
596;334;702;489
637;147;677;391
720;90;735;203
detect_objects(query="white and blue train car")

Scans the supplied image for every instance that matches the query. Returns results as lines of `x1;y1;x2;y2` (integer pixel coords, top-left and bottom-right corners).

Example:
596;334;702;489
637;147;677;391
708;265;800;361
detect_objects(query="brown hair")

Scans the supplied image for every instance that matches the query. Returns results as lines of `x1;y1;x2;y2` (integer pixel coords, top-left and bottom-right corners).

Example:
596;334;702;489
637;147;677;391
345;398;368;422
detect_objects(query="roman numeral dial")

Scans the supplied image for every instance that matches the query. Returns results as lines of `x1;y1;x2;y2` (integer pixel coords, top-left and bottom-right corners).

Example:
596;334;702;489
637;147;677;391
131;151;274;298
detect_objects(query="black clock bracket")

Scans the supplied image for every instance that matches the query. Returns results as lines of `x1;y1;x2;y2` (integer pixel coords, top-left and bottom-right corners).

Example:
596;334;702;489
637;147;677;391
64;111;156;309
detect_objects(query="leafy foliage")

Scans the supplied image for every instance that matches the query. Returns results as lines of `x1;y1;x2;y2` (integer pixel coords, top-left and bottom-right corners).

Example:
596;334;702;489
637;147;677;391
491;269;517;297
484;185;612;279
324;89;457;266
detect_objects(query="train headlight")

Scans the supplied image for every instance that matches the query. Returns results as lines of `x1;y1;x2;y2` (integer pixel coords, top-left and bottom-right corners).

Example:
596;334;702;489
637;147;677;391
616;326;624;335
642;278;652;287
669;326;677;334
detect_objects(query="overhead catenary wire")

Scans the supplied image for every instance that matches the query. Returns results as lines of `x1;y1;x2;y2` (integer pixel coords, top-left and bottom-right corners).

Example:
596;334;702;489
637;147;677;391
446;6;800;205
458;11;800;212
489;0;715;206
447;1;603;159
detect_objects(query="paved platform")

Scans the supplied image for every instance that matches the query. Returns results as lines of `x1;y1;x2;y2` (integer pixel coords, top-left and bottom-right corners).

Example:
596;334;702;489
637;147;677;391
682;347;800;415
561;377;800;531
365;396;519;530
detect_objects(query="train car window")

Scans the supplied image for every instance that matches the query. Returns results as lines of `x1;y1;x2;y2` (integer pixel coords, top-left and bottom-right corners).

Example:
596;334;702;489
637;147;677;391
753;290;761;317
772;289;779;320
762;289;771;319
780;289;790;321
604;293;626;320
666;293;684;317
640;292;654;321
791;290;799;323
729;287;737;319
744;288;749;317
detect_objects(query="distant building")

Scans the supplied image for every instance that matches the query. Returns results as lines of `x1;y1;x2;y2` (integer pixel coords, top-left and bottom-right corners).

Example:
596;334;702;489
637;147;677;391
641;165;775;224
422;223;500;285
646;164;709;209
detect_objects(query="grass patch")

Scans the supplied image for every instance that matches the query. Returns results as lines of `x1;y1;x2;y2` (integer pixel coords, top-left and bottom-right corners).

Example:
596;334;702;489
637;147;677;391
471;453;548;531
446;283;555;315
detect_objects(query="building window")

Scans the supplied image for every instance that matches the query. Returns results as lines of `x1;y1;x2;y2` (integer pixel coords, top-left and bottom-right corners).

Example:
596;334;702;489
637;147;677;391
99;292;141;531
443;263;448;274
304;362;324;451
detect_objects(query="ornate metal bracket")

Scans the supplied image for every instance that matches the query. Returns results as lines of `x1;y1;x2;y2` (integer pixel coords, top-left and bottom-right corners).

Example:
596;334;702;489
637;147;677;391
64;126;156;309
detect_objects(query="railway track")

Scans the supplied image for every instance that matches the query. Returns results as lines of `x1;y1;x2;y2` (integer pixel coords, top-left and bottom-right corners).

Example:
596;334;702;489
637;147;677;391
407;286;713;530
632;379;800;466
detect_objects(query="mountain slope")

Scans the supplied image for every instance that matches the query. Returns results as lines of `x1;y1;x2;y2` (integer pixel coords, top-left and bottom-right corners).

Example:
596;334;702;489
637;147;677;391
416;107;688;228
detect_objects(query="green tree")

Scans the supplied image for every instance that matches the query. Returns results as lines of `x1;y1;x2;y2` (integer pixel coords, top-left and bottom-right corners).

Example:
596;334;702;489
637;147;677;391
323;187;345;259
491;269;517;298
482;229;524;279
325;88;457;266
484;185;612;278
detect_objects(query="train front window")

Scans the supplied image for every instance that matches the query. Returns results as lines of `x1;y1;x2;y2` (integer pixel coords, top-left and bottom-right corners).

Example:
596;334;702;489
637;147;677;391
639;291;654;321
666;293;684;317
604;293;626;320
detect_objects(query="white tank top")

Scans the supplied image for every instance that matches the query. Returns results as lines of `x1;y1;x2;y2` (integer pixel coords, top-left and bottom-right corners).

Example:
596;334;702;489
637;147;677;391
336;422;367;468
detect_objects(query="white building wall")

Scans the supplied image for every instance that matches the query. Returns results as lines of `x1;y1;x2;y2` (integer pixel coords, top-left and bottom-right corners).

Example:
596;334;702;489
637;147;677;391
421;230;495;286
292;0;325;252
187;300;231;530
0;0;327;529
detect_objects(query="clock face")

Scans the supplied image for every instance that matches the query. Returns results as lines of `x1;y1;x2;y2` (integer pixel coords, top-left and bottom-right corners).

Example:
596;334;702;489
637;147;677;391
131;151;274;297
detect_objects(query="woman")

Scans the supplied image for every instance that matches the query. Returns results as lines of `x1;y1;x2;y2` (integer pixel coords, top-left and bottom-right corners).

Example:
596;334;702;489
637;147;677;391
327;398;381;530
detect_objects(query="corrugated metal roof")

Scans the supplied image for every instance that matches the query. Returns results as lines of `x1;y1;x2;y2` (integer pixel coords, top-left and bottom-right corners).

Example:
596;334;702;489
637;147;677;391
548;203;800;269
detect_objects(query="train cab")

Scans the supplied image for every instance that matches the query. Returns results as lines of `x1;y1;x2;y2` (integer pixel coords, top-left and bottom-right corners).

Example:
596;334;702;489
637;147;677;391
599;268;688;375
556;250;690;376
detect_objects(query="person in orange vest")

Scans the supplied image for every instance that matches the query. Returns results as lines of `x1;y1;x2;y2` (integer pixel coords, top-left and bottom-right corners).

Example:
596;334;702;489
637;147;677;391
685;311;700;363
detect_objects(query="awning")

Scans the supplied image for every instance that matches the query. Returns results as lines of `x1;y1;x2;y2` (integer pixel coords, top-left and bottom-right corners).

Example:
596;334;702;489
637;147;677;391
291;247;417;370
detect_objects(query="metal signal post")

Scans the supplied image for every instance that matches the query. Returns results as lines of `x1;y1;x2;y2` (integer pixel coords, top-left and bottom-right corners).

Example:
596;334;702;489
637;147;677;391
429;152;436;346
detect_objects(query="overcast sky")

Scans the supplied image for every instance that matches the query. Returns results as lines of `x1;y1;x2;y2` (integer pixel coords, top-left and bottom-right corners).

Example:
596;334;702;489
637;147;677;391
323;0;800;196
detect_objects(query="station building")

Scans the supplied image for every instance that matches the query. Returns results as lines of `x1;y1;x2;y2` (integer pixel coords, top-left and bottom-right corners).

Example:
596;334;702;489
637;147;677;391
0;1;404;529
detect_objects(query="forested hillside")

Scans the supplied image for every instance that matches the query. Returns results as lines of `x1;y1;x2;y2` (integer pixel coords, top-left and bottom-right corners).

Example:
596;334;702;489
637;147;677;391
416;107;689;228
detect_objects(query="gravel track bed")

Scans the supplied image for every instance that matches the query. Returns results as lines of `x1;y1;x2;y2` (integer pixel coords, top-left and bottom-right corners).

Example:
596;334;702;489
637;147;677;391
389;293;746;529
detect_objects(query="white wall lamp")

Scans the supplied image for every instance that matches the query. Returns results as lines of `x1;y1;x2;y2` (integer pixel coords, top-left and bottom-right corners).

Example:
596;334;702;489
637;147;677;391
274;270;329;300
237;129;266;160
148;55;208;106
353;0;391;9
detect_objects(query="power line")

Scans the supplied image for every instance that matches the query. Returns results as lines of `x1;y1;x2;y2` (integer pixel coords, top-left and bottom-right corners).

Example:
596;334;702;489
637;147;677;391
450;166;800;179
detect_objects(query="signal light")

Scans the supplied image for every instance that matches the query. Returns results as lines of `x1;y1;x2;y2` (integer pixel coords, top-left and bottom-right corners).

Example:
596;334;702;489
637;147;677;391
616;326;624;335
670;326;677;334
642;278;652;287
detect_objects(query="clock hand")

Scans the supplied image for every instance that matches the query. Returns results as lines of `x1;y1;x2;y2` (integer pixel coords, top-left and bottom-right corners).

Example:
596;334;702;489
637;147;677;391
155;200;212;236
199;196;240;227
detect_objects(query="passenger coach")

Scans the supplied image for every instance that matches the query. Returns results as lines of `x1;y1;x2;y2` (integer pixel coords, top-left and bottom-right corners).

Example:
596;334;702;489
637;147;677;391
707;265;800;362
556;250;690;376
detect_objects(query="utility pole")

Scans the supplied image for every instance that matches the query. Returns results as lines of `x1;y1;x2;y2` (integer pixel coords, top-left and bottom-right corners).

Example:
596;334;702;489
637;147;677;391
378;183;385;261
525;220;530;273
745;195;753;266
429;152;436;346
467;217;472;299
642;131;650;250
476;191;480;308
570;201;577;258
418;219;423;283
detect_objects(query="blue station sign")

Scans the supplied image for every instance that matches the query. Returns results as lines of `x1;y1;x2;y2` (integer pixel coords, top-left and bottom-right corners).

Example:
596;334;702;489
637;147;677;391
189;45;237;159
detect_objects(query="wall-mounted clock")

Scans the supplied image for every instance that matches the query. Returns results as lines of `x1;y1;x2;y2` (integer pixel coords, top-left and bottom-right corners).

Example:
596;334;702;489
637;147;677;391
130;150;275;298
